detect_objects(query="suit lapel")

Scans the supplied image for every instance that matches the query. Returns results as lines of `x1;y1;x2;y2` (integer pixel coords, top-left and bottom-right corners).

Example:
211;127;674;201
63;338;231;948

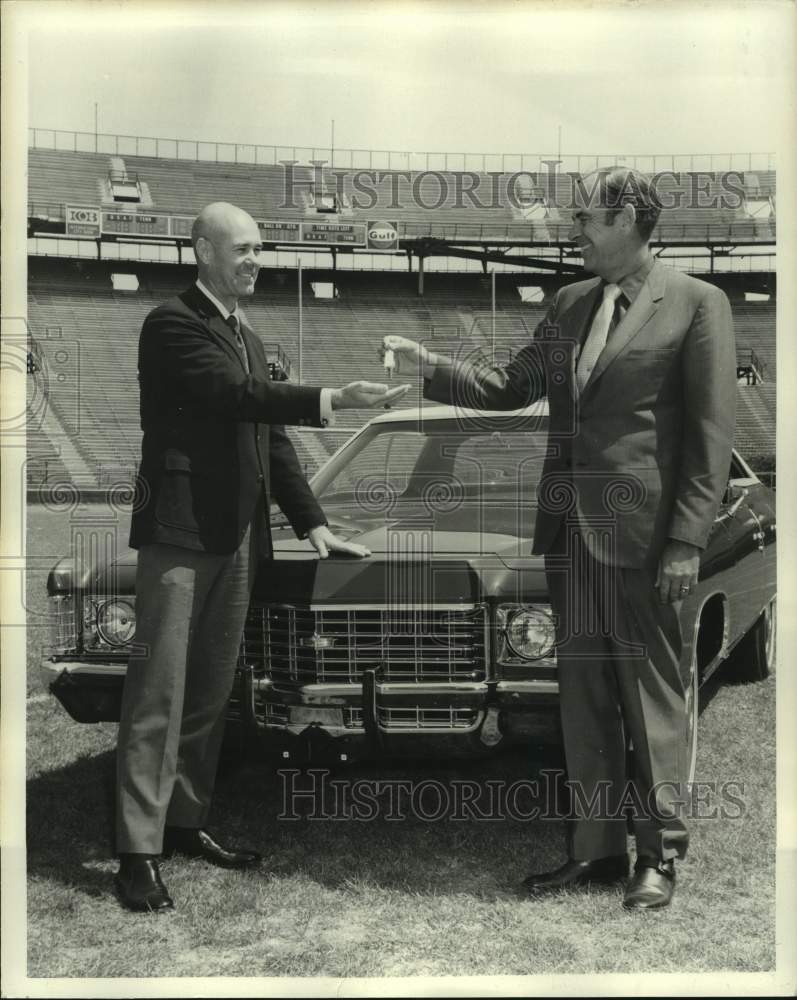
559;279;602;397
580;261;666;396
567;280;603;349
182;285;250;372
210;313;250;372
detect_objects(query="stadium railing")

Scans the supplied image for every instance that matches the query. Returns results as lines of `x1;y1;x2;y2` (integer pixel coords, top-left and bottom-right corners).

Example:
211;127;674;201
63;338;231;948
28;127;776;175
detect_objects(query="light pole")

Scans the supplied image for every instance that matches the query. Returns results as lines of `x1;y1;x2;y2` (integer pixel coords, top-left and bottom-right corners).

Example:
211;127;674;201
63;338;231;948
297;257;303;384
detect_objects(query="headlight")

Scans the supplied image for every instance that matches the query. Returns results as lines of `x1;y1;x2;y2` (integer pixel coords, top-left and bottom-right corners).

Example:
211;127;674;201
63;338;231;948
49;595;137;656
81;597;137;651
497;604;556;661
96;599;137;647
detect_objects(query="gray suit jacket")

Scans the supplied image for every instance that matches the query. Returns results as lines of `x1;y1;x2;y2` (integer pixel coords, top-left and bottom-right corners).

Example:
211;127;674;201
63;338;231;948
425;262;737;568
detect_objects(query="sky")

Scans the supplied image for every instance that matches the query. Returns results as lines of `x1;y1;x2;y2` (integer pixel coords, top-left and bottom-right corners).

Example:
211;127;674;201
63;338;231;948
22;0;794;161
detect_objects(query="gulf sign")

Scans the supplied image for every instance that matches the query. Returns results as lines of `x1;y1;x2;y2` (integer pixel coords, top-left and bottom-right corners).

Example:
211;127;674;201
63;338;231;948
366;220;399;251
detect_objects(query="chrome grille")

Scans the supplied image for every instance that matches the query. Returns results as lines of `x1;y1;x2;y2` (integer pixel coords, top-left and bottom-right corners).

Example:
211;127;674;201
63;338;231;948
262;702;290;726
344;707;364;729
50;594;77;654
239;605;487;684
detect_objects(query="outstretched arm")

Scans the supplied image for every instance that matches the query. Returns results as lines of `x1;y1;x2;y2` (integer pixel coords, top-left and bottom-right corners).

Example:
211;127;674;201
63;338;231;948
382;298;558;411
142;308;410;427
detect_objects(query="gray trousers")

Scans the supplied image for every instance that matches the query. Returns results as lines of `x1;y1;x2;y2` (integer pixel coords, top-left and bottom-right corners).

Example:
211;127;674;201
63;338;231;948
545;523;689;863
116;526;257;854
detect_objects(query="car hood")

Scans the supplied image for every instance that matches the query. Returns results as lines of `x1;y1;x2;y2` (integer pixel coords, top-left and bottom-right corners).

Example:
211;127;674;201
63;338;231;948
275;501;536;555
257;504;545;604
48;503;548;604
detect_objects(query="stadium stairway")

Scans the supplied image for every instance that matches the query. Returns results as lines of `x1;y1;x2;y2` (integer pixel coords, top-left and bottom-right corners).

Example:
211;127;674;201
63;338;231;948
734;384;776;458
35;402;96;486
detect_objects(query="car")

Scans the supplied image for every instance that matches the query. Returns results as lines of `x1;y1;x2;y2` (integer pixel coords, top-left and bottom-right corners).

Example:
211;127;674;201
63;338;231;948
43;403;776;778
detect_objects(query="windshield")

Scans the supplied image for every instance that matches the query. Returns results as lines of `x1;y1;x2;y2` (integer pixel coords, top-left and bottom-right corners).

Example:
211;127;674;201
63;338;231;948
311;419;550;515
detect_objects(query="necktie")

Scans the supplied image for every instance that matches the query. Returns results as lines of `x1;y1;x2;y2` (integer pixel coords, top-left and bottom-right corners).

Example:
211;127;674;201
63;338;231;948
226;314;250;374
575;283;623;395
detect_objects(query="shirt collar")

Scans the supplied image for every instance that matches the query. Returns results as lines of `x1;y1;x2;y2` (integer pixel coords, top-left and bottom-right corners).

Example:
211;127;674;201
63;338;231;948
614;255;656;306
195;279;240;324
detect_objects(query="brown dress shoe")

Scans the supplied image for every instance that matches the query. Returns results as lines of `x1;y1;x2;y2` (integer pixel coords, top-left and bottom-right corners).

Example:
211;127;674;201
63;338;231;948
623;857;676;910
114;855;174;913
162;827;262;869
523;854;629;894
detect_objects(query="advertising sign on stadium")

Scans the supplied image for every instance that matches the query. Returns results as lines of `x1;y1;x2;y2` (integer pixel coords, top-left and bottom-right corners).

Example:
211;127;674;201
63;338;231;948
65;205;101;237
366;220;400;251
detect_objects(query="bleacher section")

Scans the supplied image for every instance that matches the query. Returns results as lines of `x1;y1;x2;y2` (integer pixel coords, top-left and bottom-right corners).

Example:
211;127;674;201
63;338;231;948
27;260;776;489
732;299;777;457
28;148;777;244
735;384;776;458
26;263;546;485
734;300;776;380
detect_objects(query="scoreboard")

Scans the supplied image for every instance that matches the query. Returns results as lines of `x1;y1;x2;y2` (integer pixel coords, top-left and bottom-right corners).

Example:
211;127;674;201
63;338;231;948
170;216;194;239
61;206;384;248
258;221;302;243
301;221;366;244
258;220;366;245
101;212;171;237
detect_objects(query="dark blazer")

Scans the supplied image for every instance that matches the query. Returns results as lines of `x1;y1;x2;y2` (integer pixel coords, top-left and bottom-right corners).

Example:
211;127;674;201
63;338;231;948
130;284;327;555
426;262;737;568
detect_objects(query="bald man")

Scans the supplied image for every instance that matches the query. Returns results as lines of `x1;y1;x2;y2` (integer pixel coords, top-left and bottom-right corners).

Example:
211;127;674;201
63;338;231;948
115;202;408;912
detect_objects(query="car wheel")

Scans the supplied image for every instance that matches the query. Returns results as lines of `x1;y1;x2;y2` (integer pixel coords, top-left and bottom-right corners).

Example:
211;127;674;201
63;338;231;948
685;654;699;787
724;596;776;684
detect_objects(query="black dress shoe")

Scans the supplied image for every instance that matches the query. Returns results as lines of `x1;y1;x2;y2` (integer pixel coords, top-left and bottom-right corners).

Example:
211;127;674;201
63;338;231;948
523;854;629;894
623;857;675;910
162;827;262;869
114;855;174;913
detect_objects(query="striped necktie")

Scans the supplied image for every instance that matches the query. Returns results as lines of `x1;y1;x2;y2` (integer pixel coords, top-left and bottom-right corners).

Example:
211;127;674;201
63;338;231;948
226;314;250;374
575;283;623;395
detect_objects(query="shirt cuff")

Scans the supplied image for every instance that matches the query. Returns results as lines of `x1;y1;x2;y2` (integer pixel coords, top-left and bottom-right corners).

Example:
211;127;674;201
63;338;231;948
319;388;335;427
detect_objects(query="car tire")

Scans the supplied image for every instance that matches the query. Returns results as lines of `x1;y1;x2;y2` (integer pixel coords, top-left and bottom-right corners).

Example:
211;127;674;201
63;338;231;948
723;596;776;684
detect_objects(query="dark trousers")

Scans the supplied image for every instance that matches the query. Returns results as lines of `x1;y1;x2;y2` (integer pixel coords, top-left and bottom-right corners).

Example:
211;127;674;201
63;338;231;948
116;525;257;854
544;522;689;862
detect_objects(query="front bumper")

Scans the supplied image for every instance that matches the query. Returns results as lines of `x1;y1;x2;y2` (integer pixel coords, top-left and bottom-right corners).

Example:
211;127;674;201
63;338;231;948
41;658;561;758
41;658;127;723
241;671;561;761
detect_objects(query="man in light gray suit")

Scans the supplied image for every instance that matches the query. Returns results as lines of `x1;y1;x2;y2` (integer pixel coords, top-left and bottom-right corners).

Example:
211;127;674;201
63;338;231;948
384;167;736;909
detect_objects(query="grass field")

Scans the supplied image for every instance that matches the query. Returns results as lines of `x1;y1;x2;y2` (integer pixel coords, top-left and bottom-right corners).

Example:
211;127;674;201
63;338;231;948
24;503;776;979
